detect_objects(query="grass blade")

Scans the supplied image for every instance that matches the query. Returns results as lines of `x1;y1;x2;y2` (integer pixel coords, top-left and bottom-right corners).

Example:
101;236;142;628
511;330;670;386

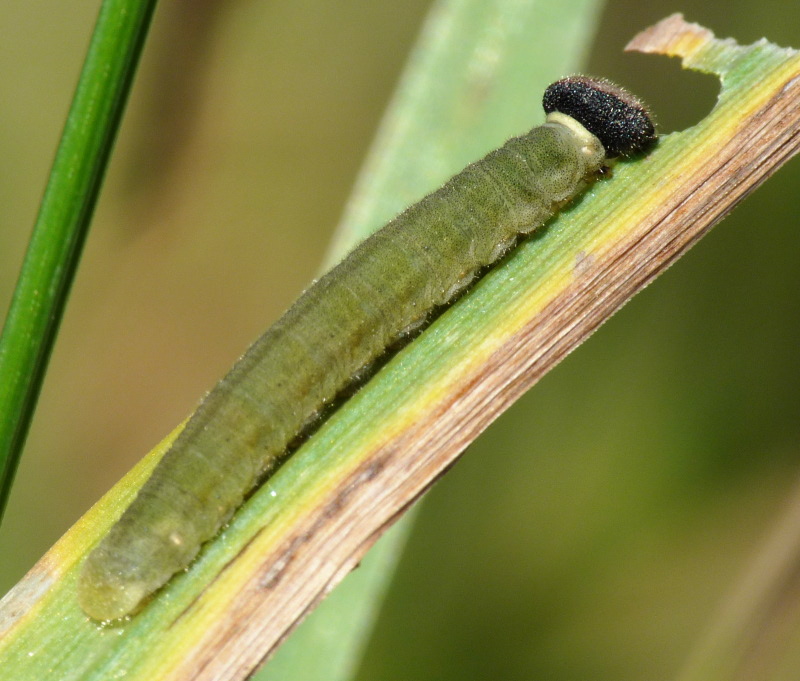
0;0;158;523
260;1;606;679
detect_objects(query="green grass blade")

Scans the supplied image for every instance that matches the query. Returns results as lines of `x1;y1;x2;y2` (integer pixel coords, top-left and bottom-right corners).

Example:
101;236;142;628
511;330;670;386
674;477;800;680
258;1;606;680
0;0;158;524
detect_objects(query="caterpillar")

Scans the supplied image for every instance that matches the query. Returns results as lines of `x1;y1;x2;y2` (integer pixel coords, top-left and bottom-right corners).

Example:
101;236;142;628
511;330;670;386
78;76;656;621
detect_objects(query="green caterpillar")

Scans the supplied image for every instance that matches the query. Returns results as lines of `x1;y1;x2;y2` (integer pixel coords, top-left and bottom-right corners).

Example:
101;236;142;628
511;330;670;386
78;76;656;621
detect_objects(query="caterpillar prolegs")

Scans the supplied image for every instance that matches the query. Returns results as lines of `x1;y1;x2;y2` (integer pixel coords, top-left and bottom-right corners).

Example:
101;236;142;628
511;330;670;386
78;77;656;621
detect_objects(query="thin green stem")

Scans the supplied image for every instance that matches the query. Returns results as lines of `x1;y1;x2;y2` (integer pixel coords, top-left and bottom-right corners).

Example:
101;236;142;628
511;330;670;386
0;0;159;523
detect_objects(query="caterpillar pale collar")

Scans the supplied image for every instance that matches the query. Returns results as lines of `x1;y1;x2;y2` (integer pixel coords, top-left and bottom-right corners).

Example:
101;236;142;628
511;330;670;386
78;77;656;621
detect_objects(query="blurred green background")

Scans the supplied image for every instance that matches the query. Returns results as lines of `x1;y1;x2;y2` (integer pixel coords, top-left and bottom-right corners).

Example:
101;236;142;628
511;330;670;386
1;1;799;679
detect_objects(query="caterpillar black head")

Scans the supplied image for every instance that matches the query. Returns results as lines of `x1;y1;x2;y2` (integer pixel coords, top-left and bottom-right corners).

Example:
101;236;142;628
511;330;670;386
543;76;656;158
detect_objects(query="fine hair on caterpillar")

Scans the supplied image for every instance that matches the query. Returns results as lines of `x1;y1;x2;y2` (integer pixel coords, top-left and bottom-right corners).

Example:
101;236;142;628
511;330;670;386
78;76;656;622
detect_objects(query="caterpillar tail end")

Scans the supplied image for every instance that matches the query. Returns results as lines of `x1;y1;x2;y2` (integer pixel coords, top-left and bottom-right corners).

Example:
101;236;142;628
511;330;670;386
77;550;149;622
